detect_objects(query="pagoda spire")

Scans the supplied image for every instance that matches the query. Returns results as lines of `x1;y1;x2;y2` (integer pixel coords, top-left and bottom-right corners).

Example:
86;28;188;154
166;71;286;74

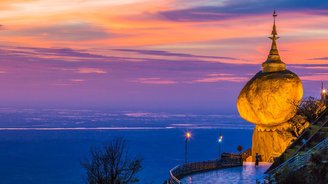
269;10;279;56
262;10;286;73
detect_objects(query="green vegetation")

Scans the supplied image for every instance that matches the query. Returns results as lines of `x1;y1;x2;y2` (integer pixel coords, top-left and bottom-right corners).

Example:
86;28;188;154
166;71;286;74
297;96;326;122
275;148;328;184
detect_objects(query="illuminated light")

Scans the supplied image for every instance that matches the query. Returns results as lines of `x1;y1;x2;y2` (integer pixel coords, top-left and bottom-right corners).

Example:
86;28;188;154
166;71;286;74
185;132;191;139
323;89;327;94
218;135;223;143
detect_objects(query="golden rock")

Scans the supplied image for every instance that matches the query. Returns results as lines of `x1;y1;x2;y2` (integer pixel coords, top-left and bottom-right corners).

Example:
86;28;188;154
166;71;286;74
237;70;303;126
236;11;305;162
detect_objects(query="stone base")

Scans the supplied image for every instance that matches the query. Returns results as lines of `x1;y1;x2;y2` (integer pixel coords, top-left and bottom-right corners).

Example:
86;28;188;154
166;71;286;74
246;156;253;162
251;123;295;162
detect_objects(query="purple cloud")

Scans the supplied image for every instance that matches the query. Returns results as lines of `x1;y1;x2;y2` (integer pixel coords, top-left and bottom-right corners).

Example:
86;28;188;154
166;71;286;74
308;57;328;61
133;78;177;85
0;45;325;111
114;48;238;60
158;0;328;22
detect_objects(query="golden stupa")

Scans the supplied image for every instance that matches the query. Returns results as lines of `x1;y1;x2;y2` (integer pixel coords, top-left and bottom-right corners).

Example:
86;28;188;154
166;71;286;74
236;11;305;162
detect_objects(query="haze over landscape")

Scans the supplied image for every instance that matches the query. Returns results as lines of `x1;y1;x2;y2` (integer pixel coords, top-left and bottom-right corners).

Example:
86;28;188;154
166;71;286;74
0;0;327;113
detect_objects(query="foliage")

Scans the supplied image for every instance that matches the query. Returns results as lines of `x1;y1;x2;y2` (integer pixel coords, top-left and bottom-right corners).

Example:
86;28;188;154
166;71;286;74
288;96;325;137
82;138;142;184
297;96;326;123
275;148;328;184
275;167;307;184
307;148;328;184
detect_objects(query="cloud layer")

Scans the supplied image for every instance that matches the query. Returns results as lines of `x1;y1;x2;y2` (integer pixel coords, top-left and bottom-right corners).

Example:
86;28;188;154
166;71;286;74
0;0;326;111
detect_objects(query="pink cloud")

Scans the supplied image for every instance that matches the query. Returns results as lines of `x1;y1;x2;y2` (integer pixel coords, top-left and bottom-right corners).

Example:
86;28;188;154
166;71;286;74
77;68;107;74
207;73;234;77
193;73;248;83
70;79;84;82
292;66;328;70
134;78;177;85
300;73;328;81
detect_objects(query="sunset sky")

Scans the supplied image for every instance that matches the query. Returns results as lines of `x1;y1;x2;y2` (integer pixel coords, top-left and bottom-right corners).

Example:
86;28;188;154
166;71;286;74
0;0;328;112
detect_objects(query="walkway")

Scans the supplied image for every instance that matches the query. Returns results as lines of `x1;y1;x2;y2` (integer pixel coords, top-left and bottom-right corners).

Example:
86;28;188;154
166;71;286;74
168;156;242;184
180;162;271;184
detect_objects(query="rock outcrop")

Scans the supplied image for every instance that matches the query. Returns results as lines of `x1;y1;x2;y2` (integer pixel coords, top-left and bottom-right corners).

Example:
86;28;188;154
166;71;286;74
251;116;309;162
251;123;295;162
236;11;305;162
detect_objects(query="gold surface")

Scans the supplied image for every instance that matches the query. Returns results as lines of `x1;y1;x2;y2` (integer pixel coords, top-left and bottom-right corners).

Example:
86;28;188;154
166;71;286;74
237;70;303;126
236;11;305;162
262;10;286;73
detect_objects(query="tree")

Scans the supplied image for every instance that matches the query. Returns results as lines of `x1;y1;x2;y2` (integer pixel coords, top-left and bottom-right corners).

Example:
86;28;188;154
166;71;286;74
288;96;325;137
296;96;325;123
82;138;142;184
237;145;243;154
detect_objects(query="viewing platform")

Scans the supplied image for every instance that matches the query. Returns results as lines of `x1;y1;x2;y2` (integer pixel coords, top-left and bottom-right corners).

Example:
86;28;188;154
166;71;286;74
167;156;271;184
167;155;243;184
181;162;270;184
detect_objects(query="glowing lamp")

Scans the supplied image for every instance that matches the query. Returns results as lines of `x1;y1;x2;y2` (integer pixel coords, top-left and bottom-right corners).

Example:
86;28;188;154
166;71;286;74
185;132;191;139
218;135;223;143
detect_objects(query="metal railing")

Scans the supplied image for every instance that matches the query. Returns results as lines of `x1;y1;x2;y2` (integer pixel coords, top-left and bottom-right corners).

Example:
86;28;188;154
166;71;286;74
167;156;242;184
169;166;181;184
267;137;328;176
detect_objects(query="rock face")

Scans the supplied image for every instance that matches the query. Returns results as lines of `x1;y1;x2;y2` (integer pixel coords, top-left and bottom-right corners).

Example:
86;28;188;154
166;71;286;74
251;116;309;162
251;123;295;162
237;70;303;127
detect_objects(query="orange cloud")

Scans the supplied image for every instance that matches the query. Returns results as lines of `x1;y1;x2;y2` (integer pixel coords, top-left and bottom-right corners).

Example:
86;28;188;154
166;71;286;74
0;0;328;67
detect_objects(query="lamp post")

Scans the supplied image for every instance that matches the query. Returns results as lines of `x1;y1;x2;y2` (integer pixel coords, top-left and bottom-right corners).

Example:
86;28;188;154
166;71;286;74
185;131;191;163
322;89;327;100
321;82;327;105
218;132;223;158
323;89;327;105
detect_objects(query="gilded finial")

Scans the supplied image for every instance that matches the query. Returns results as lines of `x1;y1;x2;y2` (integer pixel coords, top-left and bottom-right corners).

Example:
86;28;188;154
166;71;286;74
262;10;286;73
269;10;279;51
272;10;278;36
273;10;277;19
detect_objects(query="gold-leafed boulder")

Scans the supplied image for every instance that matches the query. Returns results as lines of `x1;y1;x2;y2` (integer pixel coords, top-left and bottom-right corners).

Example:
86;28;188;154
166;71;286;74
237;70;303;126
